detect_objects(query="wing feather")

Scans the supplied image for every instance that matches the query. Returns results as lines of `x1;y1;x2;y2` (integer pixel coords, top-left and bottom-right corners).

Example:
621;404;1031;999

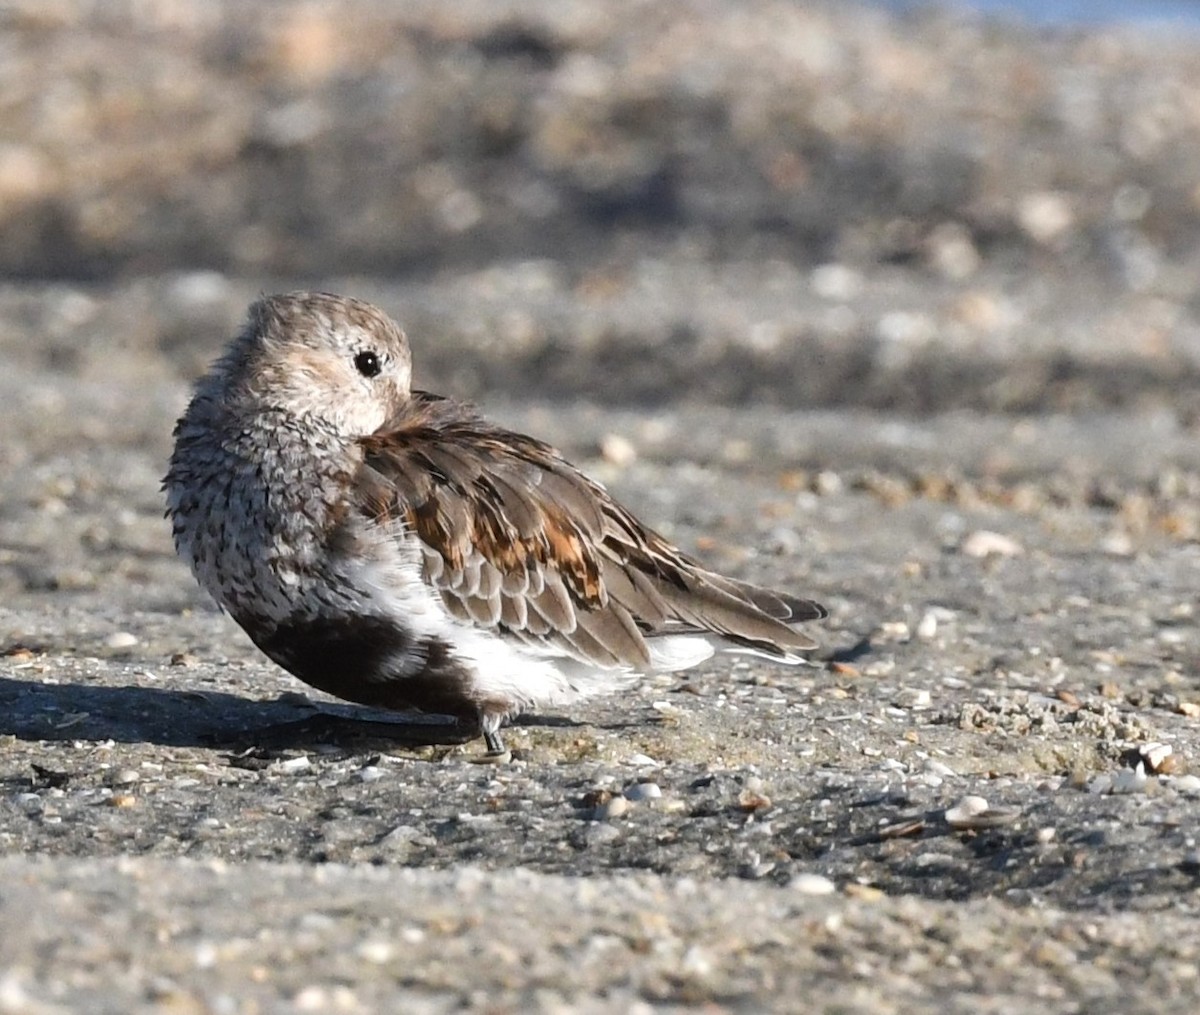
355;392;823;669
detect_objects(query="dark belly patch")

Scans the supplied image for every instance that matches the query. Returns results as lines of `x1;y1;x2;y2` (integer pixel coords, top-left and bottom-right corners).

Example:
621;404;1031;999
247;613;491;721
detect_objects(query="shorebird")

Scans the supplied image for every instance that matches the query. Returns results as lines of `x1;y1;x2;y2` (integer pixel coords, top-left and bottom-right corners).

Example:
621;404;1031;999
164;292;825;754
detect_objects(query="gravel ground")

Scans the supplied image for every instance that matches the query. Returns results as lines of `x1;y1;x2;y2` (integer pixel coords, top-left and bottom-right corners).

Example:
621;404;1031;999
4;332;1200;1012
3;1;1200;1012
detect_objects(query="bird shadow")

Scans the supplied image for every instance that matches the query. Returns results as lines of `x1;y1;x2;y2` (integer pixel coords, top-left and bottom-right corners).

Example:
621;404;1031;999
0;673;481;753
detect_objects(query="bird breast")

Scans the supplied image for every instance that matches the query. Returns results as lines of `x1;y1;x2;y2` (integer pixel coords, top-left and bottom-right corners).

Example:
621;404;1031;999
166;408;364;623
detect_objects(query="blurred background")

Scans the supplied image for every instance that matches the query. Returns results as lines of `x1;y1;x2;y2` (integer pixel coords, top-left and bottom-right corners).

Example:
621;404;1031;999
1;0;1199;418
6;5;1200;1005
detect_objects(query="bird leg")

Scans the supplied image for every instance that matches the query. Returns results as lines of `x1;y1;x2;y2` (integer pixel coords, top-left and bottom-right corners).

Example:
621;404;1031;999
474;712;511;763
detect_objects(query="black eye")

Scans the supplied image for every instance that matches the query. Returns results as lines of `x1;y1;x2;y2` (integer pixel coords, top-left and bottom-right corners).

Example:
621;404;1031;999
354;350;381;378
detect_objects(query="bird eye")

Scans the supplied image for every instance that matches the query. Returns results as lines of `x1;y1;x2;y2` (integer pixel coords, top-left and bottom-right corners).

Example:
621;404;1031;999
354;350;381;378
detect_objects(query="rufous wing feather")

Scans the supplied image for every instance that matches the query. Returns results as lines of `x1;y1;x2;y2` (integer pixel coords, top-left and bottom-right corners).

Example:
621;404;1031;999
356;392;823;669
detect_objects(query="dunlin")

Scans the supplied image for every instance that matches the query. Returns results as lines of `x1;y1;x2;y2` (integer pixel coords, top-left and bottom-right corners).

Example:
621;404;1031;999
164;292;826;754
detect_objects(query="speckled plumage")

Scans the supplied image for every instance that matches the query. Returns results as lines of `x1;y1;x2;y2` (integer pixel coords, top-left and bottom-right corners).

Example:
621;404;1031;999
164;292;826;752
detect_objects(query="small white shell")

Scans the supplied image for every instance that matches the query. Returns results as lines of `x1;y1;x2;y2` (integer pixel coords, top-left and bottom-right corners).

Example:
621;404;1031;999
595;796;630;821
960;530;1023;558
792;873;837;895
944;795;989;827
1139;742;1173;773
945;795;1020;830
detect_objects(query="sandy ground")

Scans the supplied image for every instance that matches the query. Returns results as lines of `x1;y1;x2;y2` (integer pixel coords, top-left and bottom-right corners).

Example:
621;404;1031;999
2;2;1200;1012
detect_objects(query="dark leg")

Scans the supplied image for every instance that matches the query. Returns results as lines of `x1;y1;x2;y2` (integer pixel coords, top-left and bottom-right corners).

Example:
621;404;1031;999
475;712;510;762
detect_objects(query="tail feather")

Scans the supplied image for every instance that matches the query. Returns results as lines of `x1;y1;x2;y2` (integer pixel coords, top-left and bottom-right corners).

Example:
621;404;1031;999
703;572;828;625
655;572;822;656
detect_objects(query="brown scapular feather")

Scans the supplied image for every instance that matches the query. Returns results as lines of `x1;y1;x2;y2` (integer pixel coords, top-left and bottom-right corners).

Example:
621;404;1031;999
357;391;826;670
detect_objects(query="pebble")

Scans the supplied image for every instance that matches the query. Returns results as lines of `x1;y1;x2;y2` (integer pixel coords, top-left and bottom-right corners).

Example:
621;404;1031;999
1100;531;1134;556
680;945;714;978
1034;938;1077;968
104;631;139;649
767;525;805;555
594;796;630;821
876;310;935;346
380;825;421;846
1017;190;1074;245
944;795;1019;830
960;530;1024;558
357;766;384;783
109;768;140;786
1139;742;1173;774
1170;774;1200;795
894;688;931;709
721;438;753;464
581;822;622;845
194;942;218;969
14;793;41;811
275;756;312;773
915;611;939;640
1101;763;1149;795
599;432;637;467
355;940;394;965
623;782;661;802
0;973;32;1012
792;873;837;895
879;621;910;640
878;818;926;839
810;263;863;302
292;986;331;1012
737;788;773;812
169;269;230;307
813;470;843;496
925;222;981;280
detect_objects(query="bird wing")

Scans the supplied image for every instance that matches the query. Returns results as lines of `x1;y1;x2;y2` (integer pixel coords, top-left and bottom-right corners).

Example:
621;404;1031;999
354;393;825;670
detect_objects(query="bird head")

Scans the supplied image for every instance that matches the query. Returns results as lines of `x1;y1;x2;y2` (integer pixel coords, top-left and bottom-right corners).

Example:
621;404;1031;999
201;291;413;438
